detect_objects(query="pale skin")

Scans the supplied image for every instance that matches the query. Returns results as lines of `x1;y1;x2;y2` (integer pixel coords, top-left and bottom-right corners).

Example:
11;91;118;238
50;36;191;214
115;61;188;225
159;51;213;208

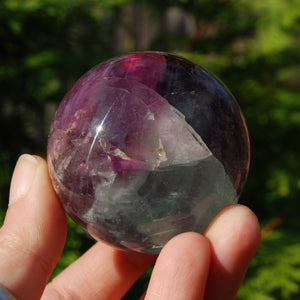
0;154;261;300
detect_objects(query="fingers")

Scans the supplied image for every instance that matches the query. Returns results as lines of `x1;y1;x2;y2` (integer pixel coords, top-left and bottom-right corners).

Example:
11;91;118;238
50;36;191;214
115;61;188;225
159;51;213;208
42;242;156;300
0;155;260;300
0;155;67;300
143;204;260;300
203;204;261;300
144;232;211;300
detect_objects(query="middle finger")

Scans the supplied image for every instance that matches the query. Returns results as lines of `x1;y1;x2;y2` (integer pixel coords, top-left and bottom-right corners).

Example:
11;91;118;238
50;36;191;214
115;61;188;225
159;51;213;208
42;241;156;299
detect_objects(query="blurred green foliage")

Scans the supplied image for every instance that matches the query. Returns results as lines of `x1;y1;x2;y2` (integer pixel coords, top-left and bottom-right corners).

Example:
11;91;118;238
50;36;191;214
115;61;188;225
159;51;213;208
0;0;299;299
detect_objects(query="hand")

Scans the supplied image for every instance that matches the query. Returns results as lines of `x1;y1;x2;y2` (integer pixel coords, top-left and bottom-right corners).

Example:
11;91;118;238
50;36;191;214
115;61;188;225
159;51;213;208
0;154;260;300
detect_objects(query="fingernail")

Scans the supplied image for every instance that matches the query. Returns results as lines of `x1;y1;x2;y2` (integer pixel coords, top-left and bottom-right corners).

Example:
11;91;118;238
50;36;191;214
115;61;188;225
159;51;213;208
9;154;39;206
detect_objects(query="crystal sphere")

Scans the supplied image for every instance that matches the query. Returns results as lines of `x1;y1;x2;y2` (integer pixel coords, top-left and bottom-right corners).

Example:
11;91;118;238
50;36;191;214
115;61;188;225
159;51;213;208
47;51;250;254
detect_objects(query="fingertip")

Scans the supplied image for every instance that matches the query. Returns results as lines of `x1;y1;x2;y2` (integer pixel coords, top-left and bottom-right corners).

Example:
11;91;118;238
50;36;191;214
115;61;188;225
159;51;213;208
164;231;211;260
145;232;210;300
4;154;67;238
237;204;261;254
9;154;39;206
203;204;261;300
159;232;211;274
205;204;261;259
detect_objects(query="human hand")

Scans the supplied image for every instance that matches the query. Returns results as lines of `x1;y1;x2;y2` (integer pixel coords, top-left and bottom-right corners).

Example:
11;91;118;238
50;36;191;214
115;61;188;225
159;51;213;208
0;154;260;300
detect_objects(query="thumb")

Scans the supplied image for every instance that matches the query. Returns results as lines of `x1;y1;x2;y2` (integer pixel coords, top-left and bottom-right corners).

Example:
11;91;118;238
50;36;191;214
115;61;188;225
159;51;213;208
0;154;67;300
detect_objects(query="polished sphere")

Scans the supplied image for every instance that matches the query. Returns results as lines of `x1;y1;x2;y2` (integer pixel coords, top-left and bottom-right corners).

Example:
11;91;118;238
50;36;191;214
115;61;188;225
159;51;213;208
47;52;250;254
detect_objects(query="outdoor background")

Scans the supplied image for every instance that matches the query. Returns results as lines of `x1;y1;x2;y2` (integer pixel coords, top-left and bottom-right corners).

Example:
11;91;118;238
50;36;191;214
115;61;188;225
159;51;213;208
0;0;299;299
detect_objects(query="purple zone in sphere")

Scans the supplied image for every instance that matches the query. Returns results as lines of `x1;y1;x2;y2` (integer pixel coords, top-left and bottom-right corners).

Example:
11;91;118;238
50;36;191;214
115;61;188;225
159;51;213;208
47;51;250;254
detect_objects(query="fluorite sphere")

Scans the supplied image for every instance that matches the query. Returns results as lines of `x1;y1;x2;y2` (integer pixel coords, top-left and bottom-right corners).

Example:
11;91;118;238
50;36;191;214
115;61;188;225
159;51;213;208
47;51;250;254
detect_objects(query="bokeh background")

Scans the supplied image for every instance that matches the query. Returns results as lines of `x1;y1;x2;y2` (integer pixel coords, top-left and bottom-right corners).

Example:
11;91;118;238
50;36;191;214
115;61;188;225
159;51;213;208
0;0;299;299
